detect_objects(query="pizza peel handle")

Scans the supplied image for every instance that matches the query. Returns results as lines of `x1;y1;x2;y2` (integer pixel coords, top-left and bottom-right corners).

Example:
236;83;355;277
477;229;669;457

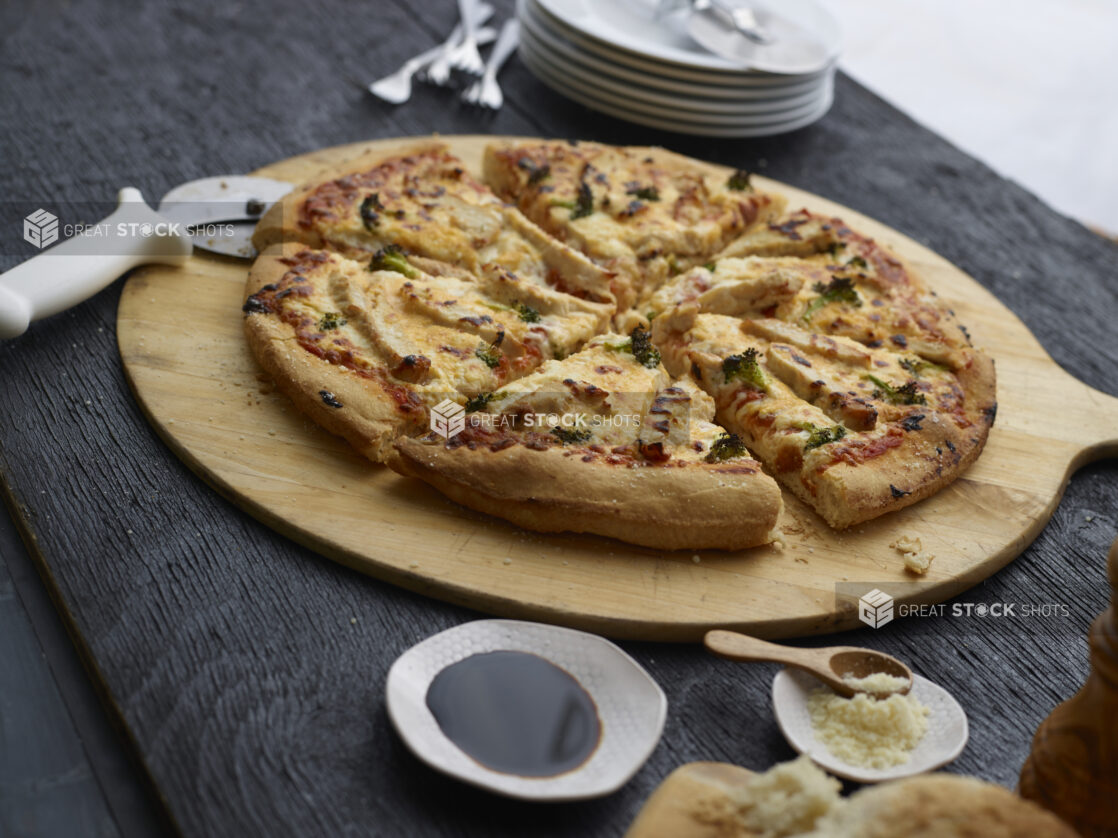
0;187;192;339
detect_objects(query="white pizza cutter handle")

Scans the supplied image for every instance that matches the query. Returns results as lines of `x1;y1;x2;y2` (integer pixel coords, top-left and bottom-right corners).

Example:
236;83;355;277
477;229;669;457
0;187;193;339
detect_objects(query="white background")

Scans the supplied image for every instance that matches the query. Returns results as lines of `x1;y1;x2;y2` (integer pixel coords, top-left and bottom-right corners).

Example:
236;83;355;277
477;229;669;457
825;0;1118;234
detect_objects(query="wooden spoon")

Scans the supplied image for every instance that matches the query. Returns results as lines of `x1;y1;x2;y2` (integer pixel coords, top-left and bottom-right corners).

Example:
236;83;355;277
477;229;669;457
704;630;913;698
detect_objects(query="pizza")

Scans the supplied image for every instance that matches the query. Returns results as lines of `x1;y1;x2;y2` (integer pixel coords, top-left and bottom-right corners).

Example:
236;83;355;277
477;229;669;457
243;243;610;461
483;140;785;311
389;332;782;550
254;142;616;304
243;139;996;547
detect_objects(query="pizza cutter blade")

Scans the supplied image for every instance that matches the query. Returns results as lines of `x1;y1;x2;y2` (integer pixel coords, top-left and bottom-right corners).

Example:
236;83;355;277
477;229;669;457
157;175;294;259
0;175;294;339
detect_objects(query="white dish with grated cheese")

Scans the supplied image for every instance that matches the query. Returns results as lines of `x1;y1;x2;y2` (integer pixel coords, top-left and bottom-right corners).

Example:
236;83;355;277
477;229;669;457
772;668;968;783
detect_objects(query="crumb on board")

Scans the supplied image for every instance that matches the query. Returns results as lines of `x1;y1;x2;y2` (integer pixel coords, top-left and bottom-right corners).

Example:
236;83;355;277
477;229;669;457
891;535;935;575
692;554;701;564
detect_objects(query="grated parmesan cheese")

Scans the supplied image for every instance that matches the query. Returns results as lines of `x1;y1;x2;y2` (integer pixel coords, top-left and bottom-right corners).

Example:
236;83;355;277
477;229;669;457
807;678;930;769
843;672;909;694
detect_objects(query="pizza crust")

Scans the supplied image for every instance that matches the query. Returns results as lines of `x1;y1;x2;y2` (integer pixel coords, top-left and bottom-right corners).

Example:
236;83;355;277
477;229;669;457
388;437;782;550
243;243;427;461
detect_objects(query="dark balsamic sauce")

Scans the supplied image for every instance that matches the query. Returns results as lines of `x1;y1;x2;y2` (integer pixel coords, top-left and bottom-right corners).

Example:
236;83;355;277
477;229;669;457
425;650;601;777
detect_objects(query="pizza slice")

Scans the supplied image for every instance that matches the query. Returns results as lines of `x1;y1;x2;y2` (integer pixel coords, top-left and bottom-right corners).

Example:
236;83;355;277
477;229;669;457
483;140;785;311
253;143;616;304
653;307;995;528
718;209;975;369
242;243;610;461
645;256;829;321
388;331;783;550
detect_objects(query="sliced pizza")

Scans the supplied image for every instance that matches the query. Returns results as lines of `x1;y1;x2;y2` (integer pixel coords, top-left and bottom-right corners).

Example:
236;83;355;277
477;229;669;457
717;209;976;368
388;331;783;550
483;140;786;311
646;256;829;321
653;306;995;528
253;143;617;304
243;243;610;461
244;139;997;545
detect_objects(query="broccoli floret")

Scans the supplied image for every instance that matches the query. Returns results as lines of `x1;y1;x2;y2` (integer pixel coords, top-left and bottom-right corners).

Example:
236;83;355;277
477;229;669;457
866;374;927;405
800;423;848;451
475;341;502;369
705;433;749;463
516;303;541;323
571;181;594;219
359;193;384;230
549;181;594;219
517;158;551;185
802;276;862;322
369;244;417;278
722;348;768;390
465;393;493;413
629;326;661;369
727;169;753;191
625;184;660;201
551;426;591;445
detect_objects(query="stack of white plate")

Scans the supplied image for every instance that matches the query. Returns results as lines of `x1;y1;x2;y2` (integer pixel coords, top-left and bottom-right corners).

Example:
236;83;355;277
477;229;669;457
517;0;841;137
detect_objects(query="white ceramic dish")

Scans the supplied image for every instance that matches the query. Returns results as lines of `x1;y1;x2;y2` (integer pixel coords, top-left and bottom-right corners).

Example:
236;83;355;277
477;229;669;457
535;0;841;75
520;45;834;136
526;0;835;87
772;668;969;784
520;0;828;98
520;20;825;115
385;619;667;801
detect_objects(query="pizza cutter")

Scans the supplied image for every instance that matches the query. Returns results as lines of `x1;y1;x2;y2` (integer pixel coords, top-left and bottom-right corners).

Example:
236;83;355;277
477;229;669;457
0;175;293;339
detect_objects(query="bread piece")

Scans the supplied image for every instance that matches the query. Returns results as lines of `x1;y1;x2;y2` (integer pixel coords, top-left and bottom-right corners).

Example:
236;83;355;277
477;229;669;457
625;762;760;838
627;759;1075;838
809;774;1078;838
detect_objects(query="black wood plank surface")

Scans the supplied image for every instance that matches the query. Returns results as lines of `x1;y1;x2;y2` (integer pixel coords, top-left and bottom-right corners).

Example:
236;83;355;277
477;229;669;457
0;522;118;838
2;0;1117;835
0;494;169;838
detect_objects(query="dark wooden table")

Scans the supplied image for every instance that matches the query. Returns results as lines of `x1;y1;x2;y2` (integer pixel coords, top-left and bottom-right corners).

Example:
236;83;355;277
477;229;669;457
2;0;1117;835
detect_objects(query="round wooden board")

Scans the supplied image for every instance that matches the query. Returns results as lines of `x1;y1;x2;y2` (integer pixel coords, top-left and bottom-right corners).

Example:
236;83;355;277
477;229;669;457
116;135;1118;641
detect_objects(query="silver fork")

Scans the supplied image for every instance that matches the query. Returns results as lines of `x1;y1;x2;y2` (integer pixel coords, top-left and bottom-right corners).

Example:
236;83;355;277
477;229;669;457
370;24;497;104
444;0;487;77
462;19;519;109
424;1;494;86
